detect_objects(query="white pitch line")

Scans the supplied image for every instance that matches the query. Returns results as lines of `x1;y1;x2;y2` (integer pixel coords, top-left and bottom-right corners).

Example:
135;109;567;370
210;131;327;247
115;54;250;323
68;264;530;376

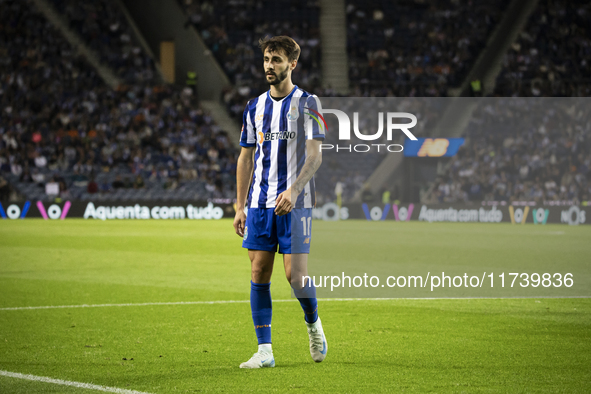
0;296;589;311
0;370;152;394
0;300;253;311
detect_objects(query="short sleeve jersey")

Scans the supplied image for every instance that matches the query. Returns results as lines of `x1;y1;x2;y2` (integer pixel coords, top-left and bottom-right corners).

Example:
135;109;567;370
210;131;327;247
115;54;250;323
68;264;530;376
239;86;325;209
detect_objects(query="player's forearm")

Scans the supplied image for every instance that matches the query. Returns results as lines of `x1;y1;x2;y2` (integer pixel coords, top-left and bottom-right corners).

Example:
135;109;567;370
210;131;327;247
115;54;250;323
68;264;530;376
292;152;322;197
236;156;253;209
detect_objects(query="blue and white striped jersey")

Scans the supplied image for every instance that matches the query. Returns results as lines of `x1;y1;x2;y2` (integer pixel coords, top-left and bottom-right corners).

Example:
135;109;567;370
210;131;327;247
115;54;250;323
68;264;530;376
239;86;325;209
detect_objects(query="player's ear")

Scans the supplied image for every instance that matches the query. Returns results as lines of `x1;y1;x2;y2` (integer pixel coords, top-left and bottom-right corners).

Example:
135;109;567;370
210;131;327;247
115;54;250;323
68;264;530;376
290;59;297;70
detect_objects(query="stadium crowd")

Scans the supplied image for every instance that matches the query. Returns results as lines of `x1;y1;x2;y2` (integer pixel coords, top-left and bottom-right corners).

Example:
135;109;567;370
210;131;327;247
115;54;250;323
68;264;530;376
49;0;158;84
494;0;591;97
433;100;590;204
0;0;237;202
428;0;591;205
1;0;589;206
346;0;508;97
180;0;322;122
182;0;510;100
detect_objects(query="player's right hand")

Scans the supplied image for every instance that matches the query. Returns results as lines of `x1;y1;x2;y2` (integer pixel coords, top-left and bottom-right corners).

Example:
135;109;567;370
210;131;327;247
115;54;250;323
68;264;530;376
233;210;247;237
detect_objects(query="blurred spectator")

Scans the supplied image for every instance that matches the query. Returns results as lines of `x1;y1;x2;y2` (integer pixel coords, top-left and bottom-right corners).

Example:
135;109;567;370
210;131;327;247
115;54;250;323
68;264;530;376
59;181;71;198
45;181;60;196
123;176;133;189
31;170;45;185
361;183;374;202
112;176;125;189
99;179;112;194
133;175;145;189
19;168;33;183
72;170;89;187
11;163;23;178
0;175;9;201
87;177;99;194
164;178;178;190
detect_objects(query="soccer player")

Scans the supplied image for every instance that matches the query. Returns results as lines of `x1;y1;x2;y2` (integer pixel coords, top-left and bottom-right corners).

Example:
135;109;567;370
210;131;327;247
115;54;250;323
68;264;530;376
233;36;327;369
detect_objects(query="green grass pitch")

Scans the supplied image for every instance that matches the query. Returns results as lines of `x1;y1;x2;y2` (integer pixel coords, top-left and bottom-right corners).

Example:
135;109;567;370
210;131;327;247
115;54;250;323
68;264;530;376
0;219;590;393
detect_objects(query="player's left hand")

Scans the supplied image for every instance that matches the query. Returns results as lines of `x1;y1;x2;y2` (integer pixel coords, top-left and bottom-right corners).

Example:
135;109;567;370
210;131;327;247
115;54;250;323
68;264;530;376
233;210;247;237
275;188;294;216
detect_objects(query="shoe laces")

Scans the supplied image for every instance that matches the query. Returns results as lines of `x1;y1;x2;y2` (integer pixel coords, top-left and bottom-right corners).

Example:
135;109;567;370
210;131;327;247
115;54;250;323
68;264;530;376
308;327;323;349
250;350;272;361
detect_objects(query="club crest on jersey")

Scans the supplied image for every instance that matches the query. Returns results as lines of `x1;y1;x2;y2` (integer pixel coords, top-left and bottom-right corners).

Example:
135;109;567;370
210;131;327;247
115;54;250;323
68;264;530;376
287;105;299;121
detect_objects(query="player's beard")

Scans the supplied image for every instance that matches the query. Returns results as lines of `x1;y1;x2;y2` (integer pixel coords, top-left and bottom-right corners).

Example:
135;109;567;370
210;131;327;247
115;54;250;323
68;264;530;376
266;66;288;85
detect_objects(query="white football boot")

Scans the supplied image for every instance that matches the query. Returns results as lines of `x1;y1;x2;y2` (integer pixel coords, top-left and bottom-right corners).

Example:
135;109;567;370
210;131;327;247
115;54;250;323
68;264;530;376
239;350;275;369
306;317;327;362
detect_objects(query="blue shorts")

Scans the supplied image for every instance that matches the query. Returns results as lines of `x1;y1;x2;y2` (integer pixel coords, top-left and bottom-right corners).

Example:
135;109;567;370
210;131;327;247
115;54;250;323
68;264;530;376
242;208;312;254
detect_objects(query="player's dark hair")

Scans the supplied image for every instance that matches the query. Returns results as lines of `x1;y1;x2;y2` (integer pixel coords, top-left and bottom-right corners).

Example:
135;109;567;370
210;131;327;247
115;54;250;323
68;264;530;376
259;36;301;62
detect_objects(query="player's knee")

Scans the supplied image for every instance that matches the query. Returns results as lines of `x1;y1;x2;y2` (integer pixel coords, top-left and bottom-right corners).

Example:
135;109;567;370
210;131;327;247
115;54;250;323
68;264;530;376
251;265;272;282
290;276;305;290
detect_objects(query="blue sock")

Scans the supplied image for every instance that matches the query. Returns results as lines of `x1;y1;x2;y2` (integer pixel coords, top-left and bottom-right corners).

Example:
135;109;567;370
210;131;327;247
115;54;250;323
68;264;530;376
250;281;272;344
293;279;318;324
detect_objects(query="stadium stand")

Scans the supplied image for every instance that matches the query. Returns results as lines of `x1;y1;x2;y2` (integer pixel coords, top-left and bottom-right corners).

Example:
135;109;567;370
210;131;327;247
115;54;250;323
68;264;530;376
177;0;517;205
427;0;591;205
180;0;322;122
0;0;237;202
48;0;158;84
2;0;588;207
431;99;590;204
346;0;509;97
177;0;590;205
494;0;591;97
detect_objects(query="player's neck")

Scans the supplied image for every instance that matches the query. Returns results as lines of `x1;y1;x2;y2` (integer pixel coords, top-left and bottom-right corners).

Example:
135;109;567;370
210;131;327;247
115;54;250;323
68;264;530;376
269;80;295;98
